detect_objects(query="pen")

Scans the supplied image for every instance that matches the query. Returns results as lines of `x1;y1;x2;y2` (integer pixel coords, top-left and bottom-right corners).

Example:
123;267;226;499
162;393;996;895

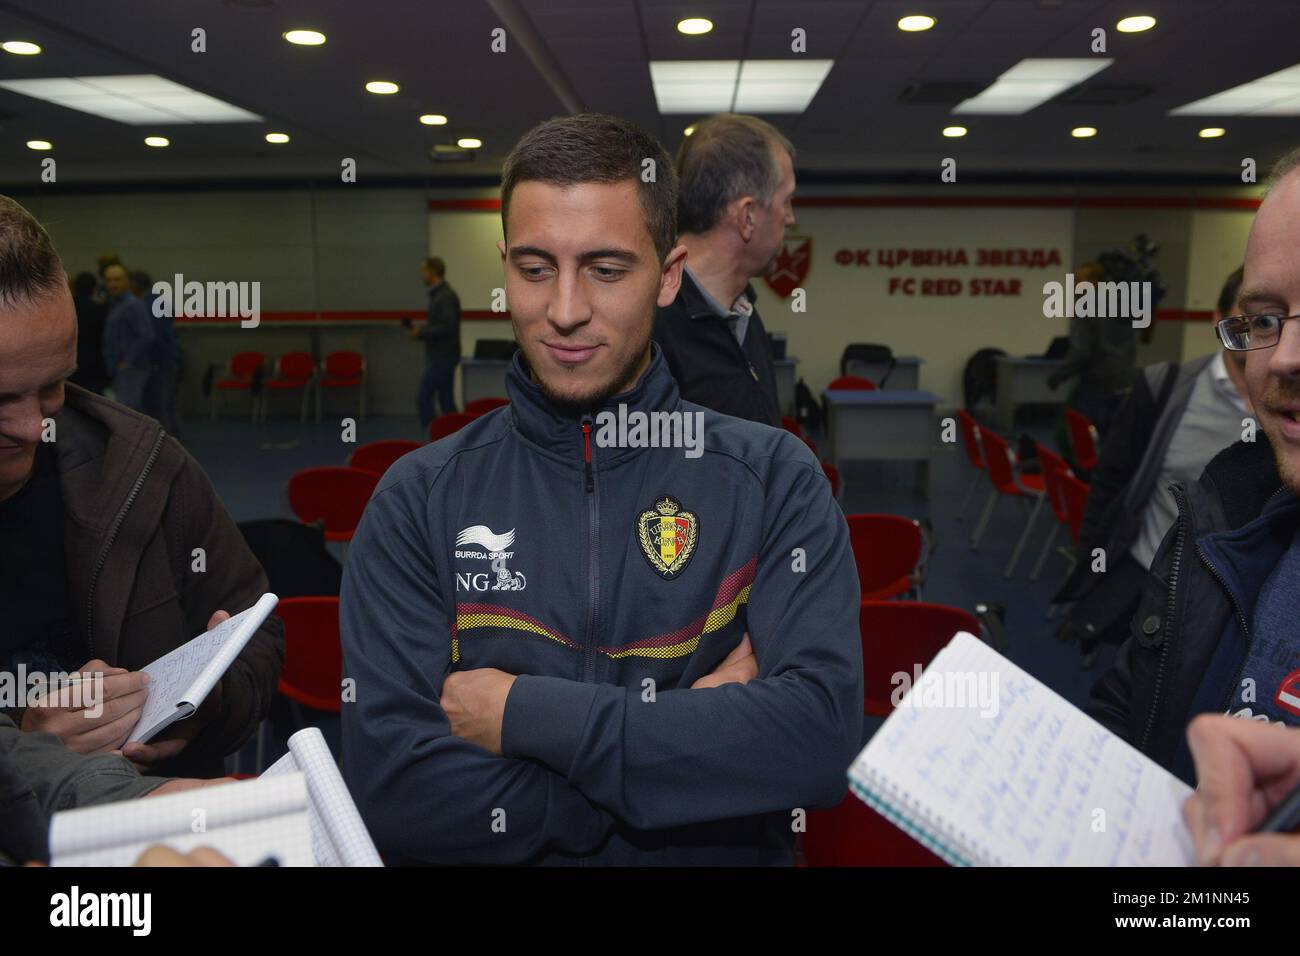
1252;784;1300;834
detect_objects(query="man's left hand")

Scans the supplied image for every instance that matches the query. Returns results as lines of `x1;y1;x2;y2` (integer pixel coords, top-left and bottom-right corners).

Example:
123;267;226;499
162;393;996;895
120;610;229;770
443;668;517;755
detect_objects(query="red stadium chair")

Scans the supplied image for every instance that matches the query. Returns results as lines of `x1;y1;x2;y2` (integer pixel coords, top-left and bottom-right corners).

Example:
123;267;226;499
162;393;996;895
428;412;476;442
286;466;378;542
348;439;422;477
254;596;344;770
781;416;803;437
803;600;980;866
1065;407;1100;472
210;351;265;422
858;600;981;717
845;513;928;601
274;597;343;713
827;375;877;391
260;351;316;423
804;792;946;867
317;350;366;422
971;426;1046;578
955;410;987;523
464;397;509;417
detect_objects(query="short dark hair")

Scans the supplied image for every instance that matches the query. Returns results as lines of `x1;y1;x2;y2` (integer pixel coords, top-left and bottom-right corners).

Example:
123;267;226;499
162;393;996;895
500;113;677;263
0;194;66;311
1217;265;1245;316
129;269;152;292
676;114;795;236
424;256;445;278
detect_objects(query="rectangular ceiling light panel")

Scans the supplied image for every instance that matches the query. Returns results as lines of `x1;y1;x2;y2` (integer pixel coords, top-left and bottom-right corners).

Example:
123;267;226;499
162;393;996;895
953;58;1114;115
0;74;261;124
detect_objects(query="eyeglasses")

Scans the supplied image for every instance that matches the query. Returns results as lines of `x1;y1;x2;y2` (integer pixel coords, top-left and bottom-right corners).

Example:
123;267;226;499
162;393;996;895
1214;313;1300;351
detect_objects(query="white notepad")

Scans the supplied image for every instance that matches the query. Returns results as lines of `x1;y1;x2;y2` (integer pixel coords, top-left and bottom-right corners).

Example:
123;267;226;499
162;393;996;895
128;593;278;743
262;727;383;866
49;774;314;867
849;631;1196;866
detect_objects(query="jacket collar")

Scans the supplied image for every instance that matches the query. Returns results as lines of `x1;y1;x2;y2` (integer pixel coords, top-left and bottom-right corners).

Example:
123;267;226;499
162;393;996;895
679;268;757;322
1193;436;1287;531
505;342;682;467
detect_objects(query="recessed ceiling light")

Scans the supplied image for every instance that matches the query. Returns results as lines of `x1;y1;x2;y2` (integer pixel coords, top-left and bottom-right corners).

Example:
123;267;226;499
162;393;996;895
942;125;967;137
26;139;52;150
1116;15;1156;33
898;15;936;32
1071;126;1098;138
366;80;399;95
265;132;290;144
283;29;326;45
677;17;713;35
1198;127;1226;138
650;59;834;113
144;136;170;147
1170;63;1300;116
457;137;482;149
954;58;1113;114
684;124;697;136
2;40;41;55
419;113;448;125
0;74;261;124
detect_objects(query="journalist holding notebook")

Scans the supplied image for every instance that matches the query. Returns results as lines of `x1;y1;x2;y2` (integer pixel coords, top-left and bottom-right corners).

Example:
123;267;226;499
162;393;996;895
0;194;283;780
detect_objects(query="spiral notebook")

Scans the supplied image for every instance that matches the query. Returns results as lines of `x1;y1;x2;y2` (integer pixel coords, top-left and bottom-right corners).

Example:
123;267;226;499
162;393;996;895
128;593;279;743
262;727;383;866
849;631;1196;866
49;774;314;867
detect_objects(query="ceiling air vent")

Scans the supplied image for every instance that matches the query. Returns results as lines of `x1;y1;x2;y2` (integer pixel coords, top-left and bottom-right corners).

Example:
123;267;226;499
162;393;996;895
431;145;475;162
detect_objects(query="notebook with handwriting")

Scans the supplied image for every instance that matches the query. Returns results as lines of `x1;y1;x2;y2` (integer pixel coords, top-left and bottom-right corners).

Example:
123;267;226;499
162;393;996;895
262;727;383;866
49;774;313;866
128;593;278;743
849;631;1195;866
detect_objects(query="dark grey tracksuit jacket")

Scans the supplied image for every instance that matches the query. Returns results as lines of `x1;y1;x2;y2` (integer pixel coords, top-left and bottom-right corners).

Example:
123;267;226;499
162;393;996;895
340;347;862;865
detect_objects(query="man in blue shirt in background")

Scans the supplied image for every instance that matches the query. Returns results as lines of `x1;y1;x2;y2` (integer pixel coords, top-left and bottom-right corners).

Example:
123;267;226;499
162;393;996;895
101;262;153;412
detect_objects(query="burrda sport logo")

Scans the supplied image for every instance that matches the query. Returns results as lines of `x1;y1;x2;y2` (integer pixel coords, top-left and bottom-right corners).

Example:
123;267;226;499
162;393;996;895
454;525;526;592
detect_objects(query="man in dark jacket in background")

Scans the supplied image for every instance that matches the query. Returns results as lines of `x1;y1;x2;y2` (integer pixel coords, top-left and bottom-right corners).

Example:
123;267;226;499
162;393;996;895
68;271;109;395
653;114;793;427
412;255;461;427
1088;148;1300;783
0;194;282;780
1055;267;1254;665
1047;260;1139;444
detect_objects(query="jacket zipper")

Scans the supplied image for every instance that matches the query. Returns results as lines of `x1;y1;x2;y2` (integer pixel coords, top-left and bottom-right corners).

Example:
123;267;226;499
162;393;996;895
580;417;598;685
1213;486;1291;711
84;429;166;658
1138;482;1188;754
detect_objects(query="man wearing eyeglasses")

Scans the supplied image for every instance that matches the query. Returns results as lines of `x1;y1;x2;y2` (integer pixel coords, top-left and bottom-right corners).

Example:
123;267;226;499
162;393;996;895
1089;146;1300;785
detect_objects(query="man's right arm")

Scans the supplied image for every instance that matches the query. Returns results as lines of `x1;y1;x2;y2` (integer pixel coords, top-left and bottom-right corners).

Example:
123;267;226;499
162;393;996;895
339;474;617;864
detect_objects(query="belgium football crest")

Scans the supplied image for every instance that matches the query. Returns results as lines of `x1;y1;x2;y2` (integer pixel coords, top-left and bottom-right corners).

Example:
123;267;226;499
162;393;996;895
637;496;699;579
